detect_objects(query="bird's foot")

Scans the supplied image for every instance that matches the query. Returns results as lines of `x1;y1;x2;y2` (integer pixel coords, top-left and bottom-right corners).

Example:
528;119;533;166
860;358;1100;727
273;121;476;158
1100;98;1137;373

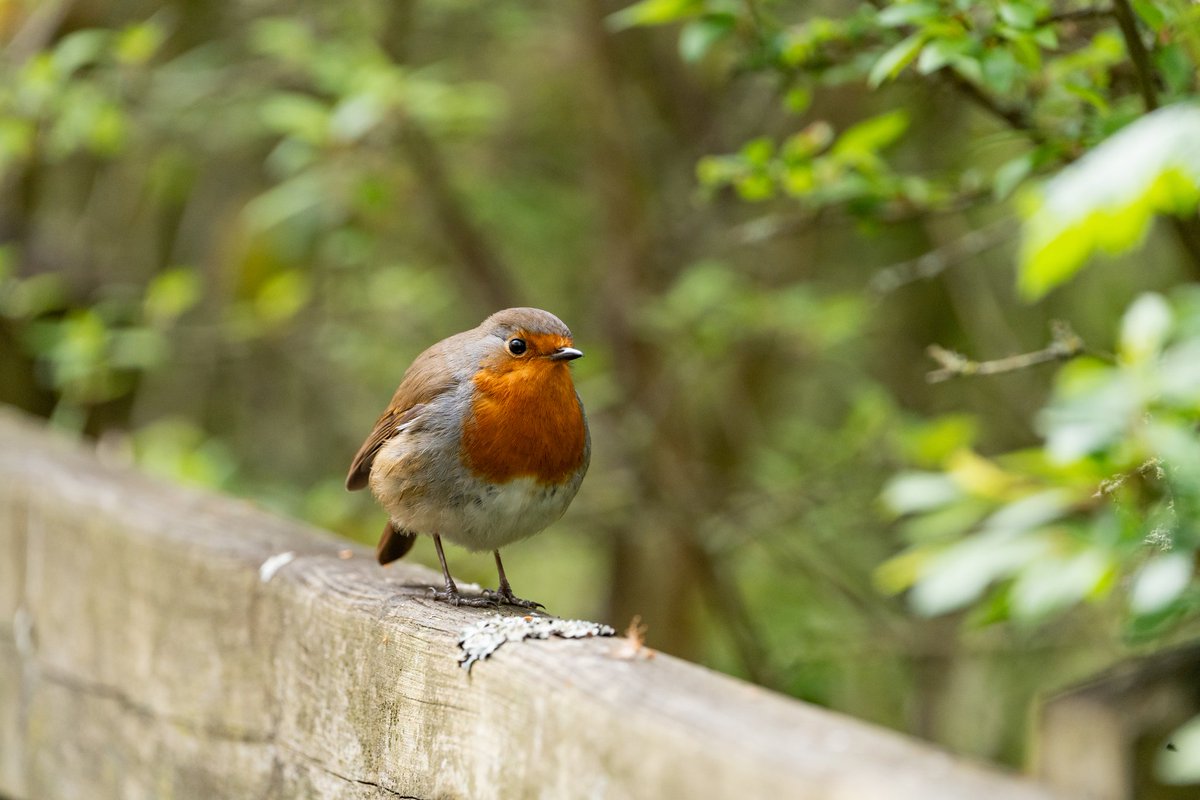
482;587;545;610
429;587;498;608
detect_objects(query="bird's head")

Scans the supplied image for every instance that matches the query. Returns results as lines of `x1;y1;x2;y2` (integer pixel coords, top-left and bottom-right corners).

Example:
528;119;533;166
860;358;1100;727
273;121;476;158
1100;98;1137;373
474;307;583;381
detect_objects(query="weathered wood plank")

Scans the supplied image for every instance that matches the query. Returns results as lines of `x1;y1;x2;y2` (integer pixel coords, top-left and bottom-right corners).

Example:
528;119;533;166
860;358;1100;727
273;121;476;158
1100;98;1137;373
0;639;25;799
0;408;1068;799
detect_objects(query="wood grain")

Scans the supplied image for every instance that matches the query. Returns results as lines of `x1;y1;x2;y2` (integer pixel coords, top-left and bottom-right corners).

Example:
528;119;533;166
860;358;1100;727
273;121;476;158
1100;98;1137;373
0;408;1068;799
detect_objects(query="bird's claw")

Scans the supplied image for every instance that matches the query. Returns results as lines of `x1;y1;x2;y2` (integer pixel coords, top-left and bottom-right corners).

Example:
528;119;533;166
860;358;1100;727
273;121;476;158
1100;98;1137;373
430;587;498;608
482;588;545;610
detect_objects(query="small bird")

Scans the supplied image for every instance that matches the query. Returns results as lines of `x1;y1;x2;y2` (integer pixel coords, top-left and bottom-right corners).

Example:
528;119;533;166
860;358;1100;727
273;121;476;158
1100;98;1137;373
346;307;590;609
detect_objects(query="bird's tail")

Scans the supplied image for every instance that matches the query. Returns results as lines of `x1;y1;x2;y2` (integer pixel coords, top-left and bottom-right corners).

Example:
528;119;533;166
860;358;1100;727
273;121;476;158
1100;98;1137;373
376;520;418;565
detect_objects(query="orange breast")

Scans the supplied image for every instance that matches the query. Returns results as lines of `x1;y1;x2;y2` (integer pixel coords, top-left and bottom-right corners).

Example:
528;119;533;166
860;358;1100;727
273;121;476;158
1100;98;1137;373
461;361;586;485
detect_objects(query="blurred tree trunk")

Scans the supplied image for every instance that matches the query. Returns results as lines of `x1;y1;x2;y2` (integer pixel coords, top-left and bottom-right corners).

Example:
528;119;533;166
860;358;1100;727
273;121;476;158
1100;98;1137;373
578;0;703;661
576;2;776;683
379;0;520;312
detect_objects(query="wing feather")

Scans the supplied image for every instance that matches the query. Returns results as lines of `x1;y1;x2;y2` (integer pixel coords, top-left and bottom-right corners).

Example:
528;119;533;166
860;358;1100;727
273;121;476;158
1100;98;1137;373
344;333;467;491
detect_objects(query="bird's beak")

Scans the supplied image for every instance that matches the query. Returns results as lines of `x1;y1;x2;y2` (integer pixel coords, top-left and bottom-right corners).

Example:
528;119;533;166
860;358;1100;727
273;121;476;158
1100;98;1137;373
549;346;584;361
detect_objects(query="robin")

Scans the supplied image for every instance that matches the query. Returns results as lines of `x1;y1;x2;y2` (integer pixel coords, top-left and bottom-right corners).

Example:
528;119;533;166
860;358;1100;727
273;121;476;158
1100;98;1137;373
345;307;590;609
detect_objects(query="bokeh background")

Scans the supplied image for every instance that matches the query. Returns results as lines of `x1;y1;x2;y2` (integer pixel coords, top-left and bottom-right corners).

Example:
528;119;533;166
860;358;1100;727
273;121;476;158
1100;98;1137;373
3;0;1200;773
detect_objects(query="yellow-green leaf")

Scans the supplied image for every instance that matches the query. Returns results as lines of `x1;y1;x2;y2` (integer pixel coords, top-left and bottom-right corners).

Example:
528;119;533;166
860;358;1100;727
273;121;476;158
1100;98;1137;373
868;33;926;88
1018;104;1200;299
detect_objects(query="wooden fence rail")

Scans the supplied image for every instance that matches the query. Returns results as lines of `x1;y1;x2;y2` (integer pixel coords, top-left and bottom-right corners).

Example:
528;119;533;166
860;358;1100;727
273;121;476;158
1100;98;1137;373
0;408;1068;799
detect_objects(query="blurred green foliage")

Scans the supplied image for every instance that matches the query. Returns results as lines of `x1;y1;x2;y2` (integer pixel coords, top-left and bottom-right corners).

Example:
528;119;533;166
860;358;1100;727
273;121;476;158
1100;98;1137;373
882;289;1200;632
1019;104;1200;297
623;0;1200;629
4;0;1200;778
616;0;1200;777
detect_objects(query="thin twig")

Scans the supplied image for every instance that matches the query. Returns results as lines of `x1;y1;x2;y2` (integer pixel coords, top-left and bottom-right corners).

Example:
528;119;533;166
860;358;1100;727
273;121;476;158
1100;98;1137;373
1111;0;1159;111
869;218;1016;294
926;320;1084;382
5;0;76;65
742;0;763;30
1094;458;1164;497
940;71;1045;142
726;188;994;248
1043;7;1114;24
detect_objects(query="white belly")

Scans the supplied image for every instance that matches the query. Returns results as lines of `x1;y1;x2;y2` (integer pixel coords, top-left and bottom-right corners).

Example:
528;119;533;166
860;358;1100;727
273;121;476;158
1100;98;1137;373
376;470;578;552
443;476;575;551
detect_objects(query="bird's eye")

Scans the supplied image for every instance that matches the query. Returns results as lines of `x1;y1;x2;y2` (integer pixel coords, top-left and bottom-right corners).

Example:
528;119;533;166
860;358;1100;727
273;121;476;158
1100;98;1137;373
507;338;527;355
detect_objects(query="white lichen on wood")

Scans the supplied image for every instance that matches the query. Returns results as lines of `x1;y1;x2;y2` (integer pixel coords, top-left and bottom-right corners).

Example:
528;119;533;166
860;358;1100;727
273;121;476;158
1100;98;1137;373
258;551;296;582
458;614;615;671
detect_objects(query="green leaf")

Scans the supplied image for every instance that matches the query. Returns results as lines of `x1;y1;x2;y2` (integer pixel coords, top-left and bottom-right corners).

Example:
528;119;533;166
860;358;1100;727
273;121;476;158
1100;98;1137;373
1132;0;1168;32
260;93;330;145
243;172;324;230
144;268;202;324
115;22;165;66
1062;83;1110;114
1130;554;1192;614
916;37;971;75
876;2;939;28
910;530;1050;616
868;33;926;88
896;414;978;466
899;500;991;543
993;152;1035;200
948;54;984;85
679;15;735;62
782;122;833;162
0;117;35;172
734;172;776;201
1156;43;1194;96
784;86;813;115
1019;104;1200;299
53;30;110;77
882;472;962;515
254;270;311;325
110;328;168;370
248;18;314;61
875;548;931;595
1010;548;1112;620
696;154;740;187
1160;340;1200;403
1031;25;1058;49
86;103;127;156
998;2;1038;30
981;48;1020;94
832;110;909;159
1145;422;1200;489
1;274;65;319
978;489;1072;534
1119;292;1172;364
329;94;385;142
608;0;706;31
1038;361;1136;462
740;136;775;166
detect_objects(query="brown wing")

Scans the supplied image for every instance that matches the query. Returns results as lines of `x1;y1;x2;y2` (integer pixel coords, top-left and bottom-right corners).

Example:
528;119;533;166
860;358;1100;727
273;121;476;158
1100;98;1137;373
344;333;466;491
344;403;428;490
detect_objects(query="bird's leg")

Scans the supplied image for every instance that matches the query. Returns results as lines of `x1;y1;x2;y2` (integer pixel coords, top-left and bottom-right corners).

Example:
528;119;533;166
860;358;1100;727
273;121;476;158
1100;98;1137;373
482;550;545;610
429;534;496;607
